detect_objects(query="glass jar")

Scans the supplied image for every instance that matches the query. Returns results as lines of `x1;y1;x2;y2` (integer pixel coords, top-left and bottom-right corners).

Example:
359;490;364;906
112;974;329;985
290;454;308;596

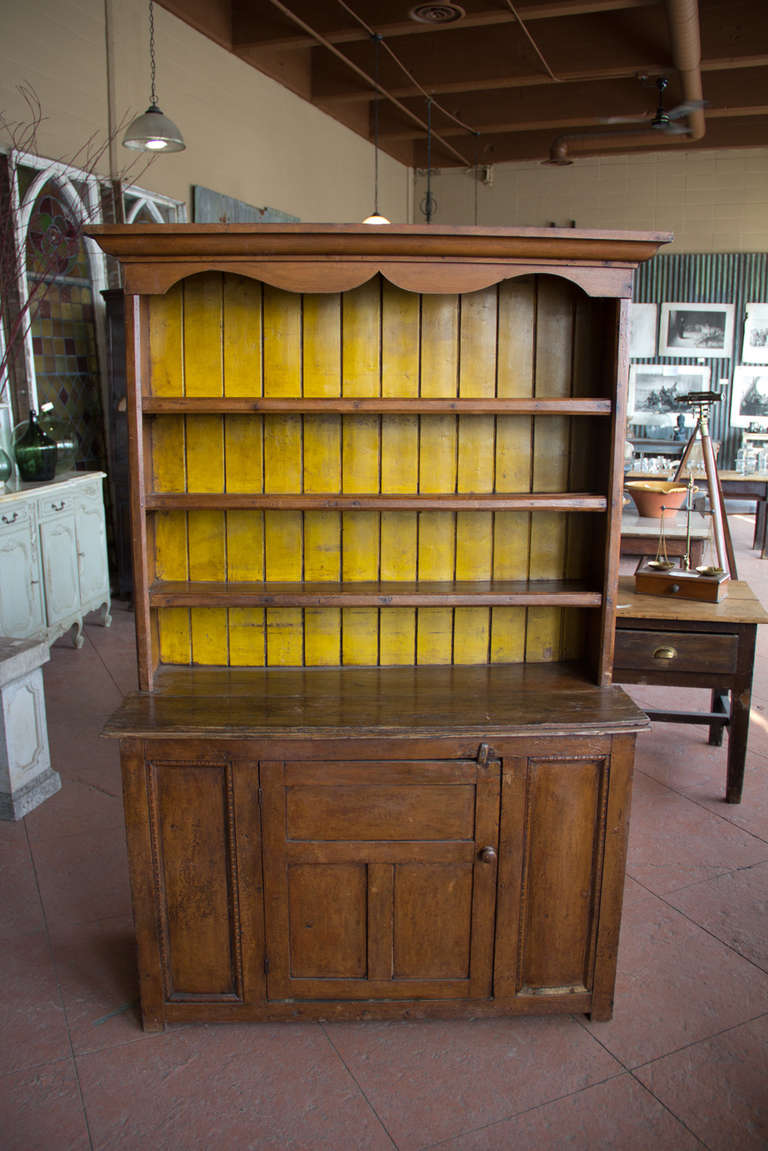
14;410;58;482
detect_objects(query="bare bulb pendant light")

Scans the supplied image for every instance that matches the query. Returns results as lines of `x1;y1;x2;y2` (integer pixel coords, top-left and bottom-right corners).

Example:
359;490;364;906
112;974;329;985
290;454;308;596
123;0;185;153
362;33;390;225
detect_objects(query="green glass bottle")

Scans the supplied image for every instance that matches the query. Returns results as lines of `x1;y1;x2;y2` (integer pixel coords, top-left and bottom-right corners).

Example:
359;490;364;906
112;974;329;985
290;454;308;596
14;409;58;482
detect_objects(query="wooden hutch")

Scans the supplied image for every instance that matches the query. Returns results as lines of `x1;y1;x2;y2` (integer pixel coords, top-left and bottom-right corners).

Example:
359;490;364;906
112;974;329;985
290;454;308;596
88;224;669;1030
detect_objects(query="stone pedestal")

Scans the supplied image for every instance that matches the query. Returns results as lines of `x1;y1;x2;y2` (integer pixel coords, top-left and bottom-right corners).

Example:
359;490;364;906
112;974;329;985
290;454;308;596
0;637;59;820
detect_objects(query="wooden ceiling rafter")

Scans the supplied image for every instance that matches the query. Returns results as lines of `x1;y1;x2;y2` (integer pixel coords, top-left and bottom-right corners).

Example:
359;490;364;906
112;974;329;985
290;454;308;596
155;0;768;164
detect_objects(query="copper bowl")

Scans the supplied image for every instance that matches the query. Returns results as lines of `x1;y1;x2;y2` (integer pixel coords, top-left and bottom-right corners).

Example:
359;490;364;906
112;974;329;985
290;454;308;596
625;480;695;519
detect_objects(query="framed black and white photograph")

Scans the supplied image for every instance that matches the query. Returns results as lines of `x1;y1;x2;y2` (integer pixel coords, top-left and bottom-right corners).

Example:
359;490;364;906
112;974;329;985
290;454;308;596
659;302;735;358
629;303;657;358
742;303;768;364
628;364;711;427
730;366;768;427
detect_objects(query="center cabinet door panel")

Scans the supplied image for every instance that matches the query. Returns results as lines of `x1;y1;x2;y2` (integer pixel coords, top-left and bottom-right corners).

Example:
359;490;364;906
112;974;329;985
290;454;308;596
260;758;500;1001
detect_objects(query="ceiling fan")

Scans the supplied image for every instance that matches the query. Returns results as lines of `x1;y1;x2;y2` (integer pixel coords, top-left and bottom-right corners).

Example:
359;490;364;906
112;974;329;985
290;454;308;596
595;76;706;135
649;76;705;134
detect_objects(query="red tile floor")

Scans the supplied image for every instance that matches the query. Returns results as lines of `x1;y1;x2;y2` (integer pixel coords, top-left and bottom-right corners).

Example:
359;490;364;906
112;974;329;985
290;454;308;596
1;514;767;1150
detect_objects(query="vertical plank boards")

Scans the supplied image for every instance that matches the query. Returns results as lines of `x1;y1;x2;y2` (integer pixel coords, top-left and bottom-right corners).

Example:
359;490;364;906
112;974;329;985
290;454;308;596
263;285;303;664
148;286;188;665
454;289;497;661
227;509;265;667
184;275;223;396
263;286;302;396
147;286;183;397
179;277;228;664
381;282;420;398
380;285;420;661
224;415;263;493
527;278;575;661
341;282;380;660
342;279;381;397
304;293;342;663
265;508;303;665
223;275;262;397
494;280;535;660
304;295;341;397
418;294;459;663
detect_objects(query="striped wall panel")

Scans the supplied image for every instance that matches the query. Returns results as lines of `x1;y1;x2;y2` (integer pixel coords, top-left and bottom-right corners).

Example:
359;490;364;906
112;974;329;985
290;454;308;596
632;253;768;467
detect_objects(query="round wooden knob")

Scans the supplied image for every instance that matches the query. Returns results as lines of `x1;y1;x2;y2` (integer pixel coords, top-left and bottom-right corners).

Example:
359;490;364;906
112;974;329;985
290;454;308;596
653;645;678;660
479;846;497;863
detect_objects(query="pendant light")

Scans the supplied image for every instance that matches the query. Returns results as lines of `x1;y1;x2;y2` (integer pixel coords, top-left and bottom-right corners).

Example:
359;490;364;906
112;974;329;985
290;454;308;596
123;0;185;153
362;33;390;225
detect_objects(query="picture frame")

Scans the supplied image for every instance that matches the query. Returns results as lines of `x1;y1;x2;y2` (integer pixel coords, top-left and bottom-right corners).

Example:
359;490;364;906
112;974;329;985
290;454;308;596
730;366;768;427
741;302;768;364
628;363;712;427
629;303;657;358
659;302;735;358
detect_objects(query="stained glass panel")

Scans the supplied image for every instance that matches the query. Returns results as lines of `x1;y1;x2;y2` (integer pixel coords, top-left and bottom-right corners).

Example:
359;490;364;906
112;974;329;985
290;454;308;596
27;181;105;470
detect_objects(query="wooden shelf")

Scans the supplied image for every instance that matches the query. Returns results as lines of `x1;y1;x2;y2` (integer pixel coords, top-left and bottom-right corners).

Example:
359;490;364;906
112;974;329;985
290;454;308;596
148;579;604;609
145;492;609;512
141;396;613;416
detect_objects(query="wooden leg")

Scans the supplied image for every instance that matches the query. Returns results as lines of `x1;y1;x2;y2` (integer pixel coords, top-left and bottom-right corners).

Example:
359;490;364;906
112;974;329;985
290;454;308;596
726;683;750;803
752;499;763;548
760;499;768;559
709;689;728;746
726;626;758;804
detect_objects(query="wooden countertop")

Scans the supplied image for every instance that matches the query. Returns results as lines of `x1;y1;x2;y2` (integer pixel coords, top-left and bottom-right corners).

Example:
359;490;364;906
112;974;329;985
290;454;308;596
616;576;768;625
103;663;649;740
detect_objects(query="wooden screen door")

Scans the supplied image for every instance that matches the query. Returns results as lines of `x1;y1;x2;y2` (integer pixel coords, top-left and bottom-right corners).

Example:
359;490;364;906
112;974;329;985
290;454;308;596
260;757;500;1001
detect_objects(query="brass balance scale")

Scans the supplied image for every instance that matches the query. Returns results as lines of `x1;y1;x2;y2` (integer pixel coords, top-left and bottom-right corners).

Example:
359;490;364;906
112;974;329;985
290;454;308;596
635;391;733;603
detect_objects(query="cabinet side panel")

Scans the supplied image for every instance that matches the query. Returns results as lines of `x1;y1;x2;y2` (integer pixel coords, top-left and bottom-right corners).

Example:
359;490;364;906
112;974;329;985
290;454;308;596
520;756;604;991
303;297;342;654
151;760;242;998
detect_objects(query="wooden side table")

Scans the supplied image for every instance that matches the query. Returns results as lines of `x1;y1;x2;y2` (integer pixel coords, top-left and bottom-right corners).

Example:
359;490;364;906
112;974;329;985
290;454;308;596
613;577;768;803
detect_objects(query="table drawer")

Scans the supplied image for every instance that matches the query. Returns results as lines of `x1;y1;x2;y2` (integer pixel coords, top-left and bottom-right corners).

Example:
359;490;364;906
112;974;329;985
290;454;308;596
614;628;739;675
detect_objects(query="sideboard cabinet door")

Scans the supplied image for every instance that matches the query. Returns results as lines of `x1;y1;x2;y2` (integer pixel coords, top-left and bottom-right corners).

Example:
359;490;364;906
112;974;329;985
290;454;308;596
260;758;501;1002
39;513;81;625
0;509;45;637
74;484;110;606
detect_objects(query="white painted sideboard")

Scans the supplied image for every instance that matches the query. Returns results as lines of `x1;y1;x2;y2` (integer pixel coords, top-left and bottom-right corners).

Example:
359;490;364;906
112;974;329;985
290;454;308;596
0;473;111;647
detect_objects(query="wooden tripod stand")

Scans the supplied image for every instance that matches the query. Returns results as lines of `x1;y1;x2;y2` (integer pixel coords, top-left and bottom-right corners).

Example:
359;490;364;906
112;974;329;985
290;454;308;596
673;391;737;580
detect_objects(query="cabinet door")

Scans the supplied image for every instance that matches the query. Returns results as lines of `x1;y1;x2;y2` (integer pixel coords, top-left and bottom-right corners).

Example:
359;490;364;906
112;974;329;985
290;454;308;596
0;520;46;637
261;758;500;1001
494;745;615;1000
74;487;109;605
39;515;80;624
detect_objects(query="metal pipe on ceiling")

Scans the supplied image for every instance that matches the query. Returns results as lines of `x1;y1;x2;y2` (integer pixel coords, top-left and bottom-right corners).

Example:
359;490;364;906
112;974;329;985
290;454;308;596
544;0;704;163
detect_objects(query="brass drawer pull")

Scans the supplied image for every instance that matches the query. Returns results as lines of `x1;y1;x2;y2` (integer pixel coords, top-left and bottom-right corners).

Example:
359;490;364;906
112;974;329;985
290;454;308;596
479;846;497;863
653;645;678;661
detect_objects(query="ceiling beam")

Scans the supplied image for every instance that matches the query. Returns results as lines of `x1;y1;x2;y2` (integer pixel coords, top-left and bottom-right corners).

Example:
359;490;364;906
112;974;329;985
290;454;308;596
231;0;660;52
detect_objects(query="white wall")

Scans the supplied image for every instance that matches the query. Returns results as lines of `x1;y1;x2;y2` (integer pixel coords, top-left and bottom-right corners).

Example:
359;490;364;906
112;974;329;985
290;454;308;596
0;0;410;224
414;148;768;253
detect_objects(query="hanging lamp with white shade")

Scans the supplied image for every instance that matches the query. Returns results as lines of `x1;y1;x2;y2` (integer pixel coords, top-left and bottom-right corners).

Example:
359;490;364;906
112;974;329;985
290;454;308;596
123;0;185;153
362;33;390;225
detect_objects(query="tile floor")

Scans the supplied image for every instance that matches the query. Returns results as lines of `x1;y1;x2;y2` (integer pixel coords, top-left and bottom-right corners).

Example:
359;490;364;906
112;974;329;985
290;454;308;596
1;514;767;1150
